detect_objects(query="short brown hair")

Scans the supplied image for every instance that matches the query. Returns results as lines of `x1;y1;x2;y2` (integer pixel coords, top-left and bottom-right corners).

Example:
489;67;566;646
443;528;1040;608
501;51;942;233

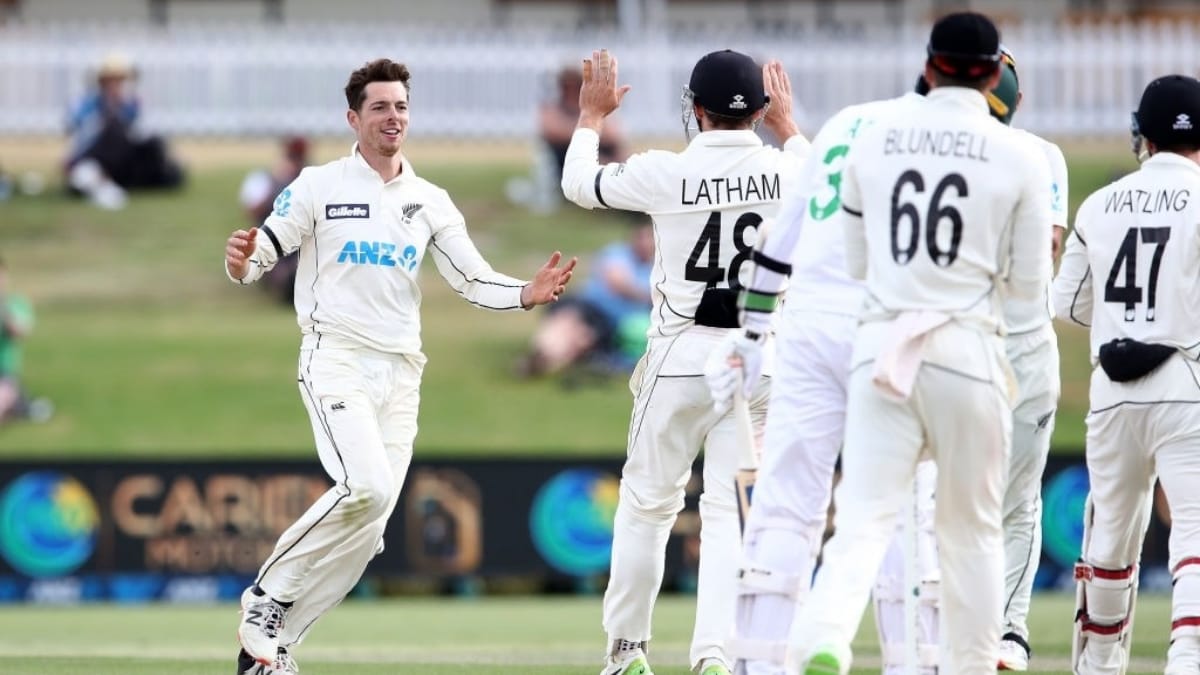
345;59;411;111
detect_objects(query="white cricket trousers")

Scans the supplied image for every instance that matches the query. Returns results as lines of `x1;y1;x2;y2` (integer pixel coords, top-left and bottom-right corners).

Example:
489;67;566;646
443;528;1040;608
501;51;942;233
1001;325;1060;640
873;324;1059;663
604;328;770;669
789;321;1012;675
734;310;856;675
1082;356;1200;668
256;341;423;646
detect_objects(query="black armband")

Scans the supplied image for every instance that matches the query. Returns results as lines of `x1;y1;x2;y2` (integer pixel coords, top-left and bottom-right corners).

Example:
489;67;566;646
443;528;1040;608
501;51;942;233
750;250;792;276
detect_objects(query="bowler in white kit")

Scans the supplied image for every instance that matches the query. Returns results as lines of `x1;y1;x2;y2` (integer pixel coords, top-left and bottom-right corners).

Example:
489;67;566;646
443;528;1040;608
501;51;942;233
223;58;577;675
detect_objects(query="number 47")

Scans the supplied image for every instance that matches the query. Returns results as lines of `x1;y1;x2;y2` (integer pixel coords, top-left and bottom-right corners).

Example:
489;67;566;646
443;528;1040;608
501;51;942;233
1104;226;1171;322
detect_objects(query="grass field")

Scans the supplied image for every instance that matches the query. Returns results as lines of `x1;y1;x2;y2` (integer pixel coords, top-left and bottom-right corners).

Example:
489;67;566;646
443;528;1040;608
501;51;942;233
0;137;1136;458
0;592;1175;674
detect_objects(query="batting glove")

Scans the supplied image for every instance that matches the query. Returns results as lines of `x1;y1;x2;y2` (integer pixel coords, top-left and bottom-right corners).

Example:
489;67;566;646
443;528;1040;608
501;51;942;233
704;329;767;412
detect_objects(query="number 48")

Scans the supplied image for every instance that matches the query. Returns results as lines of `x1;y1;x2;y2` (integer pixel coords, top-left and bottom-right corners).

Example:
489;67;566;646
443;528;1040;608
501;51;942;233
684;211;762;290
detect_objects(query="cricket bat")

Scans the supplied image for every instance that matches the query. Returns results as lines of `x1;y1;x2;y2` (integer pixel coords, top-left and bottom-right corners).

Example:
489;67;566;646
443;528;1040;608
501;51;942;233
732;378;758;531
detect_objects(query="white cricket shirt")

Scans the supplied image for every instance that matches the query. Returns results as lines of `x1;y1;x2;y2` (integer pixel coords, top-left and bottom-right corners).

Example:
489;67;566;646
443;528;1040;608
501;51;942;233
1052;152;1200;361
1004;128;1070;335
227;145;527;355
562;128;808;337
751;94;922;316
838;87;1053;330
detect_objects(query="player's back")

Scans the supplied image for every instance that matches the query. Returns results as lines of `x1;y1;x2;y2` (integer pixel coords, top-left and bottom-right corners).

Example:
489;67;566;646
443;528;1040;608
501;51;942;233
646;130;803;336
788;94;921;312
1074;154;1200;359
846;87;1051;327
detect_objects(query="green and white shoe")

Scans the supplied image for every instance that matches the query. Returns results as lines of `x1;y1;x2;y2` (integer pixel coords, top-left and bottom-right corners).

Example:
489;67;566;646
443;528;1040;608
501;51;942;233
802;643;850;675
602;640;654;675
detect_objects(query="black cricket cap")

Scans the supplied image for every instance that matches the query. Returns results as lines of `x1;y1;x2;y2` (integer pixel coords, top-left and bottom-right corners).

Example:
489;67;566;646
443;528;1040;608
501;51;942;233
1135;74;1200;147
688;50;766;119
926;12;1002;80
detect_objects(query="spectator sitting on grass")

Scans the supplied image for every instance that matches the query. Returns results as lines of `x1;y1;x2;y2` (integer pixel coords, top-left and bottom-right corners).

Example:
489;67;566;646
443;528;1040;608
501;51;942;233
0;258;52;425
64;52;185;210
516;221;654;379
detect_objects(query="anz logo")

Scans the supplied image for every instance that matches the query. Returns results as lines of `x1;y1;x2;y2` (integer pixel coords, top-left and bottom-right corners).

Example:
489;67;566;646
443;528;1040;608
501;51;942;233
337;241;419;271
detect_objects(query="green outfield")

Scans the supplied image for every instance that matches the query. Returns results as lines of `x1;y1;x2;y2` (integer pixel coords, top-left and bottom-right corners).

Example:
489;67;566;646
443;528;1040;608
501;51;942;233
0;139;1137;458
0;592;1174;673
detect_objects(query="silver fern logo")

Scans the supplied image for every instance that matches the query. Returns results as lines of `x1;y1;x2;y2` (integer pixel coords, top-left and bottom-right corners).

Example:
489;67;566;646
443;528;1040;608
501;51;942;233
401;203;424;223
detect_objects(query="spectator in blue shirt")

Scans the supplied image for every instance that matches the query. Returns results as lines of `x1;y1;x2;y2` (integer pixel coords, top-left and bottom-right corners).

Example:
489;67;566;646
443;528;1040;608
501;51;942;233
517;222;654;378
65;53;184;209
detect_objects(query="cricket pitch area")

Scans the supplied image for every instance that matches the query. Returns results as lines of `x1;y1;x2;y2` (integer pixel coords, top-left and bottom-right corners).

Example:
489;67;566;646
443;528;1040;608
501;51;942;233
0;593;1174;674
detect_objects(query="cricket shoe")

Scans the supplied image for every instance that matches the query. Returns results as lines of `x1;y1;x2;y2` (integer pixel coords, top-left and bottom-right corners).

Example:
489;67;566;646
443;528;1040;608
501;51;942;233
997;632;1031;671
695;658;732;675
238;585;289;665
236;648;268;675
800;643;850;675
273;646;300;675
601;640;654;675
236;646;298;675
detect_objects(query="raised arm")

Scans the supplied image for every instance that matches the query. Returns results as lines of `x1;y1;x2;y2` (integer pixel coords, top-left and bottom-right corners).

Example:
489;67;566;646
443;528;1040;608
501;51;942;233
560;49;665;212
760;60;808;153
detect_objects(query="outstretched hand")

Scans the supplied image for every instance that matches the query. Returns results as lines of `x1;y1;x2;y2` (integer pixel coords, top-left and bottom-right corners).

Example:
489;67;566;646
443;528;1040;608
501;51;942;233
225;227;258;280
578;49;632;131
521;251;578;308
761;60;800;142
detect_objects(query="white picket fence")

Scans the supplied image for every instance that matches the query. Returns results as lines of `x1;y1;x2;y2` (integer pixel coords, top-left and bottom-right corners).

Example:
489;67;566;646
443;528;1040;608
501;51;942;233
0;19;1197;139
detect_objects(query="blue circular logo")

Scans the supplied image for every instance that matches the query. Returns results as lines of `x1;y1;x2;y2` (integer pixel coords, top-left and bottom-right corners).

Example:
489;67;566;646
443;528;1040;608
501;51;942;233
530;469;619;576
0;472;99;577
1042;464;1090;568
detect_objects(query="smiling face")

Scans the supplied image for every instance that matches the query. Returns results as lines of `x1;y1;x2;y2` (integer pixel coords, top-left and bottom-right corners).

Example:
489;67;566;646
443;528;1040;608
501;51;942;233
347;81;409;158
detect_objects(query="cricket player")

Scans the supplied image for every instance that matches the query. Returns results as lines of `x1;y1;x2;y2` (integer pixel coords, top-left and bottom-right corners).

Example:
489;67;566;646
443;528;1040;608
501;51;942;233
706;43;1064;675
560;48;809;675
1052;73;1200;675
786;12;1052;674
223;58;577;675
981;47;1067;671
703;83;924;675
872;46;1069;673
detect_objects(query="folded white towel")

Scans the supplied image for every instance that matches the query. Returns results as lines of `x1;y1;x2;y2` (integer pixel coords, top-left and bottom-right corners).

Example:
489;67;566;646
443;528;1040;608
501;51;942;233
871;311;953;401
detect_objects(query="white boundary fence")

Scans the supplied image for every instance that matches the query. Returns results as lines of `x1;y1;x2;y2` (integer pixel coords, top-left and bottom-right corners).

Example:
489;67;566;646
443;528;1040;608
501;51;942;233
0;20;1197;139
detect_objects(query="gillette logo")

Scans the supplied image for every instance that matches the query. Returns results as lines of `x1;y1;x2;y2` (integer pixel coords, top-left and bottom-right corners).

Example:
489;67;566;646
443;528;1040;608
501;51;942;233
326;204;370;219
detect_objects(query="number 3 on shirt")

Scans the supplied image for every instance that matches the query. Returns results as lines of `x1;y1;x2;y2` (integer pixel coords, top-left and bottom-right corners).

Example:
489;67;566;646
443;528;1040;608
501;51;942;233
685;211;761;290
808;144;850;221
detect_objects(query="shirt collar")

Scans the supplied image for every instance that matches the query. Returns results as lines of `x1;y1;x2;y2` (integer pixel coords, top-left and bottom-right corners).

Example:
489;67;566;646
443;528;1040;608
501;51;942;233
925;86;991;116
350;142;414;184
1143;151;1200;176
688;129;764;149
